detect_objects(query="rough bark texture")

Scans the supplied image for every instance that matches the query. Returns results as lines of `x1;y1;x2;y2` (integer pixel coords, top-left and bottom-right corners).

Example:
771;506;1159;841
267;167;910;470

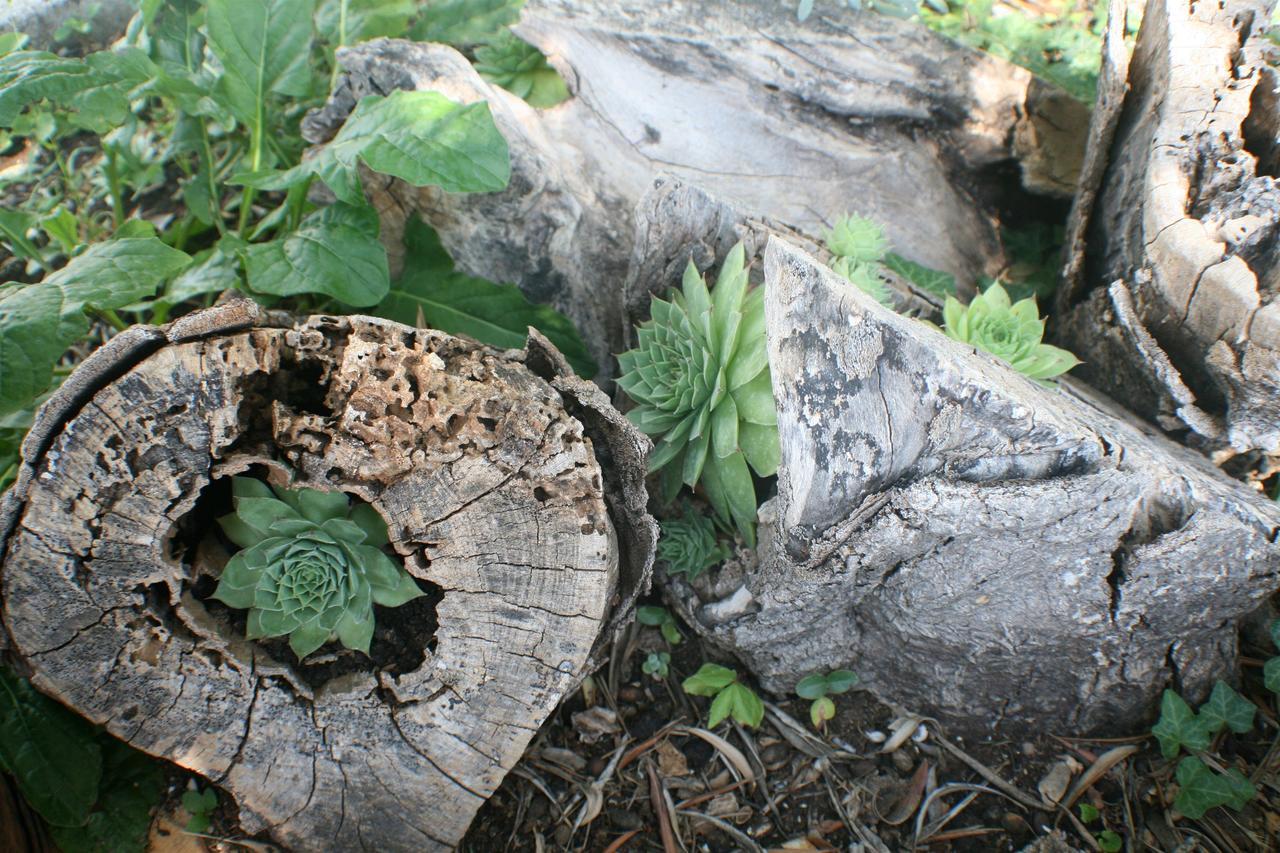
663;239;1280;734
304;0;1089;378
0;302;654;851
1057;0;1280;456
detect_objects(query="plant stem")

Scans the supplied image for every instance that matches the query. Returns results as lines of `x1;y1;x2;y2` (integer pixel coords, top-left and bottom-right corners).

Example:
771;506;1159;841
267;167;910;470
329;0;348;94
98;309;129;332
105;145;124;230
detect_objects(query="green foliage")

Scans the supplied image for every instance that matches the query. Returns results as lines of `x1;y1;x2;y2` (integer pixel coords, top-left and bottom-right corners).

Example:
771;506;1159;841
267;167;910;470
1096;830;1123;853
181;787;218;834
214;477;423;659
1151;690;1211;759
941;280;1080;381
636;605;683;646
825;214;894;308
795;669;858;729
682;663;764;729
377;220;596;377
412;0;524;44
883;252;956;299
1197;681;1255;736
205;0;315;133
0;668;161;851
1174;756;1255;819
0;235;190;417
618;244;780;545
656;506;731;580
474;30;569;108
998;221;1064;303
1077;802;1099;823
641;651;671;680
1152;683;1260;820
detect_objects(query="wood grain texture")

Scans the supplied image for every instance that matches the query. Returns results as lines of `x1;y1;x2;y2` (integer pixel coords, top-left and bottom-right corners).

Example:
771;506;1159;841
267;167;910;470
303;0;1088;378
664;240;1280;734
0;303;653;850
1058;0;1280;455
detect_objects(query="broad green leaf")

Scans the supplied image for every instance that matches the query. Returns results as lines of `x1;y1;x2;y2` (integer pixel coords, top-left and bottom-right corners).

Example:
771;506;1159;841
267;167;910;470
883;252;956;299
242;203;389;306
795;673;829;700
1097;831;1123;853
660;622;682;646
316;0;415;46
1265;656;1280;694
825;670;859;693
0;209;43;261
707;686;734;729
1198;681;1255;735
165;241;244;303
0;33;29;57
377;220;595;377
0;667;103;827
50;738;163;853
412;0;523;45
682;663;737;697
239;90;510;202
1077;803;1100;823
181;788;217;834
1174;756;1239;819
810;696;836;728
1151;690;1211;759
205;0;315;128
636;605;671;627
473;31;569;109
41;208;79;254
0;51;130;132
1270;618;1280;651
723;683;764;728
0;237;190;417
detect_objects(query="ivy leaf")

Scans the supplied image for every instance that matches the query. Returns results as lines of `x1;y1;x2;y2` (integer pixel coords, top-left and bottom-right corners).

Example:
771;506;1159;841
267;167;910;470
0;667;103;827
238;90;510;203
412;0;524;45
1173;756;1250;819
1151;690;1211;759
377;220;596;377
242;203;389;307
49;739;163;853
1198;681;1255;735
0;236;190;417
682;663;738;697
883;252;956;299
205;0;315;129
1265;656;1280;695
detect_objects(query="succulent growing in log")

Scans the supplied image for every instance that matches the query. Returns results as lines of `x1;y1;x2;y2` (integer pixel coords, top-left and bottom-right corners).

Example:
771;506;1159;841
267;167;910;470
825;214;895;308
617;243;780;544
657;507;732;580
213;477;423;659
941;281;1081;382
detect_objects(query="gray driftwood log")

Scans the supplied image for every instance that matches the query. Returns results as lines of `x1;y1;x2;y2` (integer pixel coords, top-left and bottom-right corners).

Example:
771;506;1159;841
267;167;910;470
304;0;1089;377
661;239;1280;734
1057;0;1280;457
0;301;654;850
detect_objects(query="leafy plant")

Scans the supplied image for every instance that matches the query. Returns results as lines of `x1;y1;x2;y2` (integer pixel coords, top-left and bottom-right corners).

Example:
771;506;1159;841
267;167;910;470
882;252;956;299
641;651;671;680
1150;681;1259;819
824;214;895;308
682;662;764;729
795;669;858;728
474;30;569;108
940;280;1080;381
182;787;218;834
657;506;731;580
618;243;780;544
214;477;424;659
636;605;683;646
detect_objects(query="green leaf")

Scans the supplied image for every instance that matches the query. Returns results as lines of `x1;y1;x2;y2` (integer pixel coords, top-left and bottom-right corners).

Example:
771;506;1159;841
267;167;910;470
0;51;126;132
707;686;734;729
242;203;389;306
682;663;737;697
1270;619;1280;651
377;220;595;377
0;210;44;262
0;236;190;417
660;621;682;646
1198;681;1255;735
0;667;103;827
204;0;315;129
1265;656;1280;695
1174;756;1237;819
636;605;671;627
722;683;764;728
165;242;244;304
1097;830;1123;853
825;670;858;694
810;696;835;728
50;738;163;853
883;252;956;299
316;0;415;46
181;788;217;834
1151;690;1211;759
41;208;79;255
240;90;510;203
1077;803;1100;823
473;31;569;109
795;673;828;700
412;0;523;45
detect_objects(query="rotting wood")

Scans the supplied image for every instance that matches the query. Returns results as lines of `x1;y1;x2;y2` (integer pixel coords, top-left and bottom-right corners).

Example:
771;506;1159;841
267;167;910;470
303;0;1091;378
0;301;654;851
1057;0;1280;457
658;239;1280;734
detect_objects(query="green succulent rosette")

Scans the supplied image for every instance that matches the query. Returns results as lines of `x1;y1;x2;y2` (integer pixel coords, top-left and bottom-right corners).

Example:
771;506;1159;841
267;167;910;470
657;508;731;580
473;31;569;109
941;280;1081;381
826;214;895;308
213;477;423;660
617;243;780;545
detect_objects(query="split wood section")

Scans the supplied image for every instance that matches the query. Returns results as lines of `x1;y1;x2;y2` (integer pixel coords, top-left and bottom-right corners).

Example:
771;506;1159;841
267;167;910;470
0;303;654;850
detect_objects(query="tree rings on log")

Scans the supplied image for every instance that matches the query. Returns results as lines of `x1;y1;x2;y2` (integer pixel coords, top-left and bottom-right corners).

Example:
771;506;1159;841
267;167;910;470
0;302;654;850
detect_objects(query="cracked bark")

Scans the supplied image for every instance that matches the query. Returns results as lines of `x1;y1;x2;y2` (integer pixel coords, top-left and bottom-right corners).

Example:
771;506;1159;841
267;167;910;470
1057;0;1280;457
0;302;654;850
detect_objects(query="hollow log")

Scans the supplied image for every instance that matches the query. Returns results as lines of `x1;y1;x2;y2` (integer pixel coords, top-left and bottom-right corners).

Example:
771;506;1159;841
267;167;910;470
659;237;1280;734
0;301;654;850
304;0;1090;377
1057;0;1280;456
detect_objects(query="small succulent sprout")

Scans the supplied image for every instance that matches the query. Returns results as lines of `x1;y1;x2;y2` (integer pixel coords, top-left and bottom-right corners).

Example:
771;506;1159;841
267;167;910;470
636;605;682;645
473;30;569;108
617;242;780;545
825;214;895;308
657;507;731;580
940;281;1080;382
641;651;671;680
682;662;764;728
213;477;424;660
795;669;858;730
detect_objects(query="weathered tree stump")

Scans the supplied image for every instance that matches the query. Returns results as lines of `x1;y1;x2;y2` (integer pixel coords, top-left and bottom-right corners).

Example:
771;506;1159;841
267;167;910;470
658;239;1280;734
1057;0;1280;456
304;0;1090;377
0;301;654;850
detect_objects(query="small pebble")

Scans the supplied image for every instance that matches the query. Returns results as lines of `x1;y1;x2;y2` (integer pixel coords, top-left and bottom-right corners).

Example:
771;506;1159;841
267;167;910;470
865;730;887;744
911;724;928;743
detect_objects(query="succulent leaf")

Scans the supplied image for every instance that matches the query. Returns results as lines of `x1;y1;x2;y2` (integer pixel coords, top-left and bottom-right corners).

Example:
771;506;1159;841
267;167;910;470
213;477;423;660
657;507;731;580
618;243;779;544
940;280;1080;382
825;215;896;308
